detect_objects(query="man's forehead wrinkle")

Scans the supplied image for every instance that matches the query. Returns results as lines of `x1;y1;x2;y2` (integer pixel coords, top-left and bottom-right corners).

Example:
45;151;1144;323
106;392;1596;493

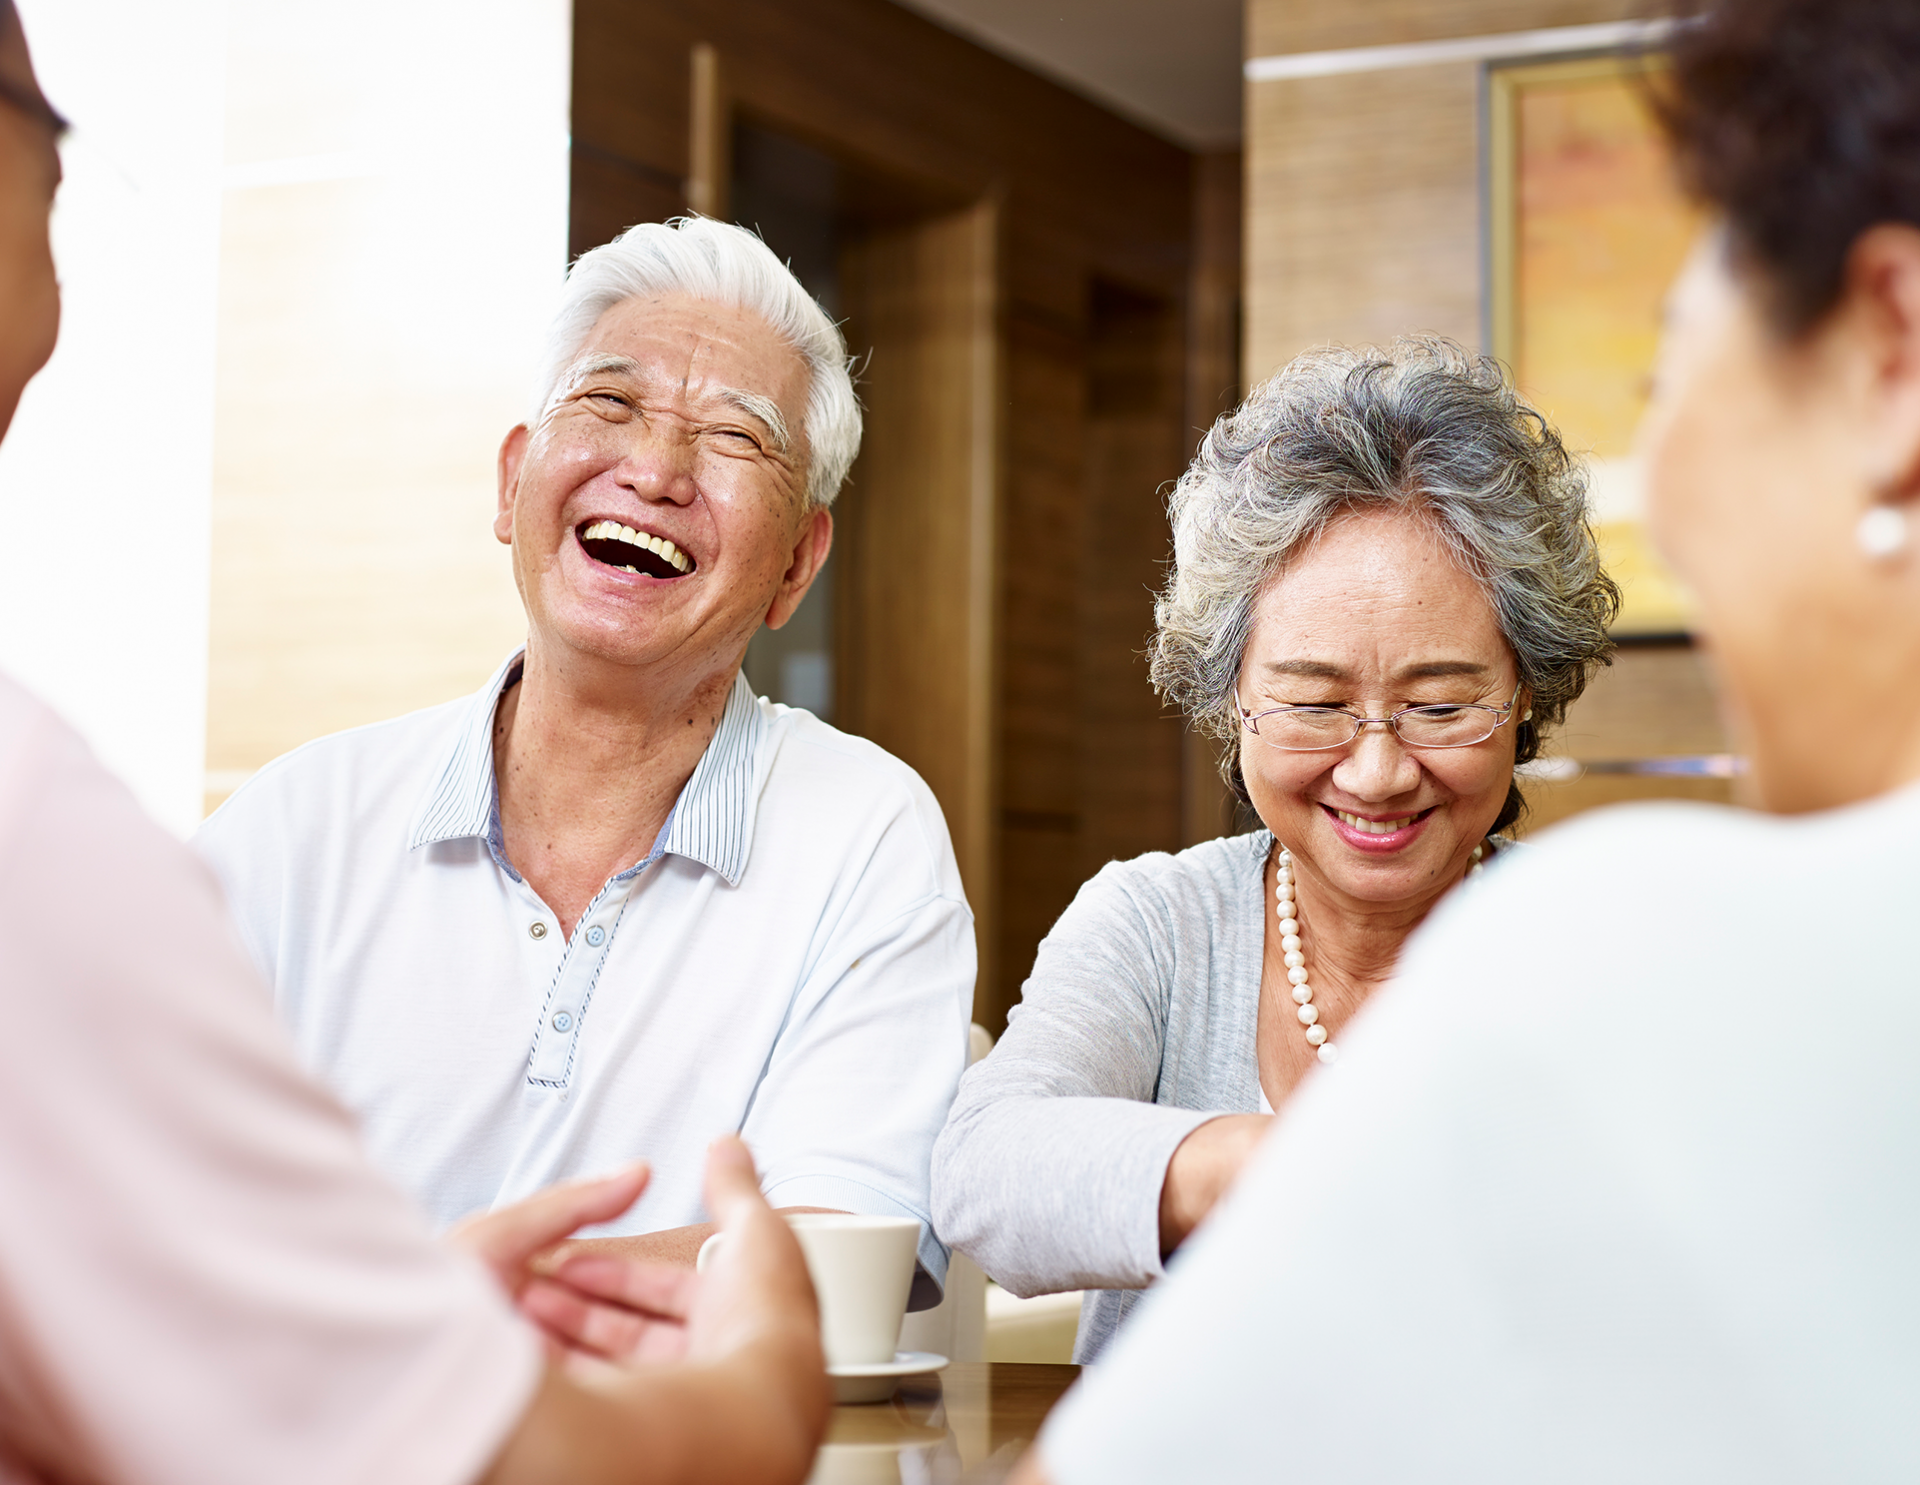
564;327;801;460
563;349;735;411
675;321;805;451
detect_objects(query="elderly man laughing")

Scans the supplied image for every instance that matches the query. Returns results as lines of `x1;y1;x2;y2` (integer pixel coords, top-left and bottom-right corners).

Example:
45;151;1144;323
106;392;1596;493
197;217;973;1304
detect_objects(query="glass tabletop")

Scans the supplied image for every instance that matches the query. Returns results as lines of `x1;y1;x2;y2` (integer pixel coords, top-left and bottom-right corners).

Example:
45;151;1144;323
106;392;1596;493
807;1361;1081;1484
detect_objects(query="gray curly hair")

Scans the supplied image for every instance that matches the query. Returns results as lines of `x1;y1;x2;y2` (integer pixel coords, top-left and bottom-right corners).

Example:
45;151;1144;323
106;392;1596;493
1149;337;1620;836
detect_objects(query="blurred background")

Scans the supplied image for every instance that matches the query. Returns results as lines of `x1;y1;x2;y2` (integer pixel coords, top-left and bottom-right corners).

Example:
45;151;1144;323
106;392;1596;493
1;0;1729;1038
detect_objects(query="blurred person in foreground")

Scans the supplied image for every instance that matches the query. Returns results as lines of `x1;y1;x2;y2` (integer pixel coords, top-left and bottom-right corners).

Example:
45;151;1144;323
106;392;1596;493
0;7;829;1483
934;337;1617;1360
194;214;971;1304
1012;0;1920;1479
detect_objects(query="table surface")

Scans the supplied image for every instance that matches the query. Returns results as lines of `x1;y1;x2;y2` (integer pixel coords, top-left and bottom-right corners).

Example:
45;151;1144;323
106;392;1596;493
806;1361;1080;1484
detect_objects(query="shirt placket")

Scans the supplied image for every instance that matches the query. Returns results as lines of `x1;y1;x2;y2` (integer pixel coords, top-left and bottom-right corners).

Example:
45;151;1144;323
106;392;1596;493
525;872;641;1089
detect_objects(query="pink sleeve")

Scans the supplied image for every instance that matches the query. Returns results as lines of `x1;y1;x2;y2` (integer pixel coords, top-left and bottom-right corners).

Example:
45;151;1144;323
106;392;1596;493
0;683;541;1485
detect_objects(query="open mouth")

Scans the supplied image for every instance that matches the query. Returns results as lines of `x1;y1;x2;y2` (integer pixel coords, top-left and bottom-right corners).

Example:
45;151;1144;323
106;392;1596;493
577;520;695;580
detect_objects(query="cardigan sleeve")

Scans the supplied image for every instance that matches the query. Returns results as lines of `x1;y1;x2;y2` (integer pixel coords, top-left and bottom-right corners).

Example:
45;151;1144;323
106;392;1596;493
930;858;1226;1296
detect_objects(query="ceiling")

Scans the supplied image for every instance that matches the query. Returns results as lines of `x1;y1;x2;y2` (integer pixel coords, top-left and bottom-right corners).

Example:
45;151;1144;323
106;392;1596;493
885;0;1244;150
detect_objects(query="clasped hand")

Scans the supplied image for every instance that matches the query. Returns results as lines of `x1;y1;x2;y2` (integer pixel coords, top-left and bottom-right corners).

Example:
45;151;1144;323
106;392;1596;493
449;1135;808;1367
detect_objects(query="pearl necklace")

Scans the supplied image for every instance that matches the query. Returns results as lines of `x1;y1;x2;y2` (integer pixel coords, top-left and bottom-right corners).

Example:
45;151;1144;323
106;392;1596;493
1275;841;1485;1065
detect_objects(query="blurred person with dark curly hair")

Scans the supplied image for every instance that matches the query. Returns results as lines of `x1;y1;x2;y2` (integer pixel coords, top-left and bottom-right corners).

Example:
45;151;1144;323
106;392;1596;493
932;336;1617;1362
1010;1;1920;1480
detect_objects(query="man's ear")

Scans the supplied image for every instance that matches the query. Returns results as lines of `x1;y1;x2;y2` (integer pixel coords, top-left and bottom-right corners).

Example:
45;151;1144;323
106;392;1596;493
495;424;530;546
1842;225;1920;511
764;507;835;631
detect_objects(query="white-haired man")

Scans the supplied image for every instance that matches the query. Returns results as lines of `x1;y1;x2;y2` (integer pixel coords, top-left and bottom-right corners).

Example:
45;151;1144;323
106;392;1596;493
198;218;973;1303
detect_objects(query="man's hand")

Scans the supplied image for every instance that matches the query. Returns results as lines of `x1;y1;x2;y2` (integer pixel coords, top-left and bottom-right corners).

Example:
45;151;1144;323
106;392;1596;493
1158;1114;1273;1258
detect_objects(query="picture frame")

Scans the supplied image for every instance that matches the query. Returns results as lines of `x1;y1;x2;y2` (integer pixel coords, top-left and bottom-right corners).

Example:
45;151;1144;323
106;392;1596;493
1485;51;1705;638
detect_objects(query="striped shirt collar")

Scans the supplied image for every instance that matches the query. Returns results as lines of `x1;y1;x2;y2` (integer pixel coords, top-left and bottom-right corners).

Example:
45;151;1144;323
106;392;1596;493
406;650;766;886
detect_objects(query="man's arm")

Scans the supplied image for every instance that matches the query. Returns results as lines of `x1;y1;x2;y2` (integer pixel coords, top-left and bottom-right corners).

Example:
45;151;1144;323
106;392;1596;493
557;1208;845;1270
739;889;974;1306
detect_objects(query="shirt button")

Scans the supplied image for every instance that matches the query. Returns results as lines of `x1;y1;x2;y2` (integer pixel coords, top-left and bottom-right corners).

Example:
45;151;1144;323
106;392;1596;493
528;921;548;940
586;925;606;946
552;1010;574;1032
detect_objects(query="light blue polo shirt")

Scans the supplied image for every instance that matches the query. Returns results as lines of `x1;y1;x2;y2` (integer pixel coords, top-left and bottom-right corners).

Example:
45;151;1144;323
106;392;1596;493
197;652;974;1301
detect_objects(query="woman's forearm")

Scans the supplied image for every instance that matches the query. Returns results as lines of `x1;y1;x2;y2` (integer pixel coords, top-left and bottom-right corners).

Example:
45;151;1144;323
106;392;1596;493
936;1094;1221;1294
1158;1115;1272;1258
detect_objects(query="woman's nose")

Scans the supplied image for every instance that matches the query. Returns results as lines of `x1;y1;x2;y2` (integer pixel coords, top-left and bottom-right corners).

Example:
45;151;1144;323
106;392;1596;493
1331;723;1423;800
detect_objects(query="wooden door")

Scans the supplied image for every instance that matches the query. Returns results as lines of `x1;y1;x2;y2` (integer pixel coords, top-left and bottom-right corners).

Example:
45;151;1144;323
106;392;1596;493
836;202;1001;1020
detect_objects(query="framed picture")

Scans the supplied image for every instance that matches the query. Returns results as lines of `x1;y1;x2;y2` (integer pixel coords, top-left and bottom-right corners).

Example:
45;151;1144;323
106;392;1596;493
1486;52;1705;636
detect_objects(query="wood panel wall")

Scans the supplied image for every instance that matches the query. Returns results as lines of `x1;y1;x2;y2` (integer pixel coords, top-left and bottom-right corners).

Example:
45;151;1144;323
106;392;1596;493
1081;283;1189;872
1244;0;1642;381
1249;0;1647;55
570;0;1201;1030
1243;0;1730;828
836;204;1000;966
1182;150;1245;845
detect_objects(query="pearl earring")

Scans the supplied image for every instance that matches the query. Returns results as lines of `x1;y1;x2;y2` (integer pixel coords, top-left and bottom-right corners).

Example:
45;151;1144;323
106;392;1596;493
1857;505;1910;561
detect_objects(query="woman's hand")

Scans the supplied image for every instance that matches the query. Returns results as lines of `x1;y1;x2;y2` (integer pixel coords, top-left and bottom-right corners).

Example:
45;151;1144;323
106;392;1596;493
1159;1114;1272;1258
533;1138;828;1382
449;1163;686;1361
1006;1445;1055;1485
478;1138;832;1485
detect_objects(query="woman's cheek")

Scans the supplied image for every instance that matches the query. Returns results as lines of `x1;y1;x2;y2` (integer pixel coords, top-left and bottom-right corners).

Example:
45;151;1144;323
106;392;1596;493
1434;751;1504;823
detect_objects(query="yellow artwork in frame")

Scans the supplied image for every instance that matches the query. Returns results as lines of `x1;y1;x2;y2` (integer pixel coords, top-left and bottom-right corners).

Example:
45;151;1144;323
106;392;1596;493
1488;53;1707;635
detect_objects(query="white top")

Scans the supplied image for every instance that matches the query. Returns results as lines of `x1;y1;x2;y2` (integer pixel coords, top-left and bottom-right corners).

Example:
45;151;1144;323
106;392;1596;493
197;654;974;1299
0;672;539;1485
1042;786;1920;1483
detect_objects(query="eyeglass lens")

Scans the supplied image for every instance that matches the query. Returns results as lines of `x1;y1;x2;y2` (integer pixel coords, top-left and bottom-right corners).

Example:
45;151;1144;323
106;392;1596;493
1258;705;1500;751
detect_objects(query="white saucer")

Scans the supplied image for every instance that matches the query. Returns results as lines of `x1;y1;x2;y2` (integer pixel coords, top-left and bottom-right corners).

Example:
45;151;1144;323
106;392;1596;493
828;1350;949;1404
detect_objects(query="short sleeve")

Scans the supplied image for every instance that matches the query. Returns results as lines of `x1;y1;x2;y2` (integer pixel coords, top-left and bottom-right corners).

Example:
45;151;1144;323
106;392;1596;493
0;689;541;1485
739;798;976;1307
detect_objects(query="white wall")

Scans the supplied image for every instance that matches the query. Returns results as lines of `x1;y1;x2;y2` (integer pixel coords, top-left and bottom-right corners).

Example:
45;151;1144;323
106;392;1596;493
0;1;572;836
0;0;225;837
205;0;571;811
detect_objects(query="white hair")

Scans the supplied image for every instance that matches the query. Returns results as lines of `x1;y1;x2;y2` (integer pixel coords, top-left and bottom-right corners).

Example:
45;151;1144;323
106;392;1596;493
533;217;862;508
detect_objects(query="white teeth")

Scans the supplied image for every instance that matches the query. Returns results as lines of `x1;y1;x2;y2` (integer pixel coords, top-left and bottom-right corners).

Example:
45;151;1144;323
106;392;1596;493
1336;810;1417;835
580;520;693;573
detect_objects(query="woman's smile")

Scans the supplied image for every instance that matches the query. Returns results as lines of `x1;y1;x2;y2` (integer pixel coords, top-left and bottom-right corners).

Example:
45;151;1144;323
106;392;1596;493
1320;803;1437;851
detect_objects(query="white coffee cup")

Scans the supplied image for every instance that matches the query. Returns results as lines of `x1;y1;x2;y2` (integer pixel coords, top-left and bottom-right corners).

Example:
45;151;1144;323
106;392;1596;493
698;1212;921;1368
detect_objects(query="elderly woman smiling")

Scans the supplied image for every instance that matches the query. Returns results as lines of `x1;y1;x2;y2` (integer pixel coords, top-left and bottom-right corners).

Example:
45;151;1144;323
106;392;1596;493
931;337;1618;1360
